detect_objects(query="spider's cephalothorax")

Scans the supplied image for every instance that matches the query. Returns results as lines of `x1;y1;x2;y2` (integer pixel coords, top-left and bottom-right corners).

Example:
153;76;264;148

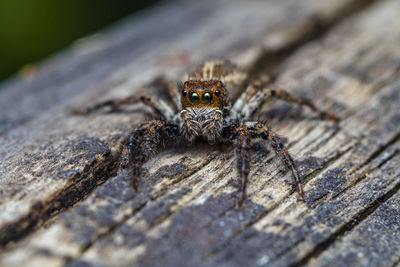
75;59;339;207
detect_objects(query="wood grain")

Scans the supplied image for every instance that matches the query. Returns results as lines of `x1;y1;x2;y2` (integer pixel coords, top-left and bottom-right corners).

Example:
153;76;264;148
0;0;399;266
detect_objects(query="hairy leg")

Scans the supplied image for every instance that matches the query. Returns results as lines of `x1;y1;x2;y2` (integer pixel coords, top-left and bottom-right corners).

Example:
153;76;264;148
235;125;251;207
241;88;339;122
121;120;180;190
222;121;303;207
73;94;175;121
232;76;270;115
221;123;253;207
249;122;304;199
232;84;259;115
73;77;178;121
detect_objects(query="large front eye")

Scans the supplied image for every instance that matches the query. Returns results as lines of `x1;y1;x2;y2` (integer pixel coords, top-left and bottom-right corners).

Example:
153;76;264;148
189;92;199;103
201;92;213;103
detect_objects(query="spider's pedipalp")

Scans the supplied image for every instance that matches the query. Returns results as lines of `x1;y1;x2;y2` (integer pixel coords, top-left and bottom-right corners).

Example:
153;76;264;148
179;107;223;145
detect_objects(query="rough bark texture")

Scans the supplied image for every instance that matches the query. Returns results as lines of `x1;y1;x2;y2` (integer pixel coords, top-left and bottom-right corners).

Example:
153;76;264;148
1;0;400;266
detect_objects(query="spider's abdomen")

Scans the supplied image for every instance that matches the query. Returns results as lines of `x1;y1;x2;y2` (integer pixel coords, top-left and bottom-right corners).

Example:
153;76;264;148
179;107;223;145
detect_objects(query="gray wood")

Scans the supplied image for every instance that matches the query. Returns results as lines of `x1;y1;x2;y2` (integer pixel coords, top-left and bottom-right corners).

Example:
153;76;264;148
1;0;399;266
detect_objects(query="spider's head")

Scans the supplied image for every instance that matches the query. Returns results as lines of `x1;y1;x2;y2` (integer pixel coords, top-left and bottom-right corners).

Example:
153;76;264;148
180;80;225;109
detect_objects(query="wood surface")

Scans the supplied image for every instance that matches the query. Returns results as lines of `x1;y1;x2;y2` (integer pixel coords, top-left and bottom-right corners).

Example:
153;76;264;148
0;0;399;266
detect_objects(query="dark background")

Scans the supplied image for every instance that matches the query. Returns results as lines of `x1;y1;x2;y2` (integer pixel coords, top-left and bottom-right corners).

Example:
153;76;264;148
0;0;161;82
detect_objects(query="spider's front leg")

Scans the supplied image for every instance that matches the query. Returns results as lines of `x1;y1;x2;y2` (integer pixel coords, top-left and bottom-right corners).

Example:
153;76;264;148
73;77;177;121
240;87;340;122
73;94;175;121
235;125;252;207
223;122;304;208
222;123;253;207
250;122;304;199
121;120;180;190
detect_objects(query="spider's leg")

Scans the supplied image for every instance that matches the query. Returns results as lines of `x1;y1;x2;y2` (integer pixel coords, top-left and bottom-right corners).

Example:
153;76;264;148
73;94;175;121
145;76;180;116
236;125;251;207
232;84;259;115
232;76;271;117
248;122;304;199
222;121;303;207
241;88;339;122
121;120;180;190
73;77;178;120
221;123;252;208
168;80;181;111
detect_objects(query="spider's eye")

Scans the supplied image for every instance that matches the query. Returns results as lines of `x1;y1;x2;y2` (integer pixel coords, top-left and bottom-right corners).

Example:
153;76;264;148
202;92;213;103
189;92;199;103
182;90;187;96
214;90;221;97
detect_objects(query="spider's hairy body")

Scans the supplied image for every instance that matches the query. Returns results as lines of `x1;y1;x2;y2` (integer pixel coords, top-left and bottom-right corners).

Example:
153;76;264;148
75;59;339;207
179;107;223;145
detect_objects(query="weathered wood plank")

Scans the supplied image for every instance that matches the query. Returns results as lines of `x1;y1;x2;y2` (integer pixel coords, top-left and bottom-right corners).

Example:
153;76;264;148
1;0;400;266
0;0;377;249
0;1;330;239
72;0;399;265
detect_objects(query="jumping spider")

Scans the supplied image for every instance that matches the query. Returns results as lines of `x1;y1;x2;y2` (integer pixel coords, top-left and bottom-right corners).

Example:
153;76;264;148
75;59;339;207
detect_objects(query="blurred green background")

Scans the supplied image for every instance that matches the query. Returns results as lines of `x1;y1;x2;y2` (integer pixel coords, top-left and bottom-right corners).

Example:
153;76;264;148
0;0;161;82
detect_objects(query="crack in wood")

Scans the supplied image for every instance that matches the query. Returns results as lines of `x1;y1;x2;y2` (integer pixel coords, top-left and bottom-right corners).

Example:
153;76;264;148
247;0;382;81
286;124;316;149
391;255;400;267
264;158;400;265
301;144;355;186
64;153;218;262
227;148;354;260
0;0;396;265
261;132;400;265
202;142;354;259
360;131;400;170
0;146;121;249
203;135;352;253
293;168;400;266
378;148;400;169
202;128;400;264
306;127;342;155
335;131;400;200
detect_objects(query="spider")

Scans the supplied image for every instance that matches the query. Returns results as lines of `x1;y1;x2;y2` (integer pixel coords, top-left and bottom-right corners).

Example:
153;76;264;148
75;59;339;207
